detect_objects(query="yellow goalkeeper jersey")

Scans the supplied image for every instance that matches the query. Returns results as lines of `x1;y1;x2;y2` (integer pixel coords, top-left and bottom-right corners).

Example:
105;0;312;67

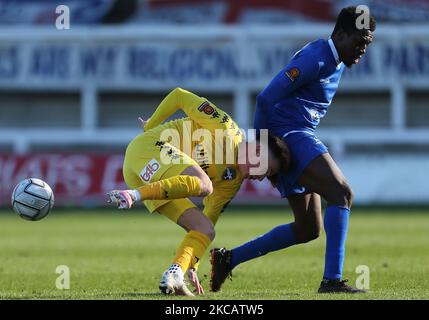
137;87;244;224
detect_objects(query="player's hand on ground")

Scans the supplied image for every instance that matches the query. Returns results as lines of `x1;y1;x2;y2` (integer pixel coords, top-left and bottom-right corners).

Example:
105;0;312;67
187;268;205;295
138;117;148;129
107;190;136;210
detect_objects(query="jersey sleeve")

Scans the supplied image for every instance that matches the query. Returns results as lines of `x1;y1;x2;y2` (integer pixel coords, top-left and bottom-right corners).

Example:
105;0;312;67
144;87;235;133
258;53;321;105
202;181;242;226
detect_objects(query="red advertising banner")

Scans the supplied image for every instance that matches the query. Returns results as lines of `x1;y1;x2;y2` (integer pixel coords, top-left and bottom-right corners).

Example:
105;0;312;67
0;153;283;207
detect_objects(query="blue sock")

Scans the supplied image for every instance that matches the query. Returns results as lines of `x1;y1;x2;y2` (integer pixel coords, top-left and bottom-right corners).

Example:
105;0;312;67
230;223;296;269
323;205;350;280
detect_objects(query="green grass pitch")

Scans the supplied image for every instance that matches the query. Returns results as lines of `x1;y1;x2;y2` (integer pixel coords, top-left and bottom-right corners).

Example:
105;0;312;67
0;207;428;300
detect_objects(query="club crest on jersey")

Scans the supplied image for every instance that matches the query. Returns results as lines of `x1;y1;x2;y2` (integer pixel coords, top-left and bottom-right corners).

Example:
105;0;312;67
222;167;236;180
286;67;300;81
198;101;215;115
140;159;161;182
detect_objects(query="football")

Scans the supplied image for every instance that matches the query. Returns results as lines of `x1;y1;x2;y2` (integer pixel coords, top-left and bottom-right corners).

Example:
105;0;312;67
11;178;54;221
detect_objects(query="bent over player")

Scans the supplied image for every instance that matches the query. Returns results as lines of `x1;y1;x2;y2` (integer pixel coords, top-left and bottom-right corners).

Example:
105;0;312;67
211;7;376;293
107;87;290;296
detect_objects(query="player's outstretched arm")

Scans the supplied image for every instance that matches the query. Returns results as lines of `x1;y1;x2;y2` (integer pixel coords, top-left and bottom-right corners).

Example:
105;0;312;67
144;87;235;133
143;87;203;131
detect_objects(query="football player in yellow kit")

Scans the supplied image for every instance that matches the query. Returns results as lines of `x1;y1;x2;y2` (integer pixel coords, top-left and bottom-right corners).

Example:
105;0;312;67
107;87;290;296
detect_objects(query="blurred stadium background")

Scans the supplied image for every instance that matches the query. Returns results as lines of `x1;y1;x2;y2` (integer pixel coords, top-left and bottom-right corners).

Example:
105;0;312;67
1;0;429;207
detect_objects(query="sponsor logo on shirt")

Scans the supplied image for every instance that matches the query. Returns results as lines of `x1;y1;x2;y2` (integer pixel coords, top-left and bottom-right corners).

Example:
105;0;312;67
285;67;300;81
140;159;161;182
222;167;236;180
305;107;320;121
197;101;215;115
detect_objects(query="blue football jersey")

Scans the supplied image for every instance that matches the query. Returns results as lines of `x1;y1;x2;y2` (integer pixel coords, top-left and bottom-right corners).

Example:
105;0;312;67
255;39;345;137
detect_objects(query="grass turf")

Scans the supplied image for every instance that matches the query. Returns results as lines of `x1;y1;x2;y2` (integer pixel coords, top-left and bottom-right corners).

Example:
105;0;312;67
0;208;428;300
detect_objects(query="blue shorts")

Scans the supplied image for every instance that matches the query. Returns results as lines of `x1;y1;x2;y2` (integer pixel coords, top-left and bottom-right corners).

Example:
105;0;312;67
275;131;328;198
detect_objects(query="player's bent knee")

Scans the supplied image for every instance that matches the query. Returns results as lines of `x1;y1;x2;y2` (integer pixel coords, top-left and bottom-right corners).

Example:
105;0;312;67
307;228;321;242
298;231;320;243
180;165;213;197
293;224;320;243
346;185;354;206
326;182;354;208
339;183;354;208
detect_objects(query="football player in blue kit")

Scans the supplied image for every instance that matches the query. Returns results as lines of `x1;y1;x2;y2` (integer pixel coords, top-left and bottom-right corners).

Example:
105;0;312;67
211;6;376;293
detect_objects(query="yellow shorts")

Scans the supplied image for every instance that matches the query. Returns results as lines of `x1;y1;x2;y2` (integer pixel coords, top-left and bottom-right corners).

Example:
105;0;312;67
123;133;197;223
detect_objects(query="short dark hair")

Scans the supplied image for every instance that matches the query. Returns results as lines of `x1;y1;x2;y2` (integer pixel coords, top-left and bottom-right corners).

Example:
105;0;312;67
332;6;376;36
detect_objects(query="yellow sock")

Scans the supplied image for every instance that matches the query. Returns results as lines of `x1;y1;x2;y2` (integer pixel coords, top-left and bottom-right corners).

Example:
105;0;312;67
173;230;211;272
136;175;202;200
